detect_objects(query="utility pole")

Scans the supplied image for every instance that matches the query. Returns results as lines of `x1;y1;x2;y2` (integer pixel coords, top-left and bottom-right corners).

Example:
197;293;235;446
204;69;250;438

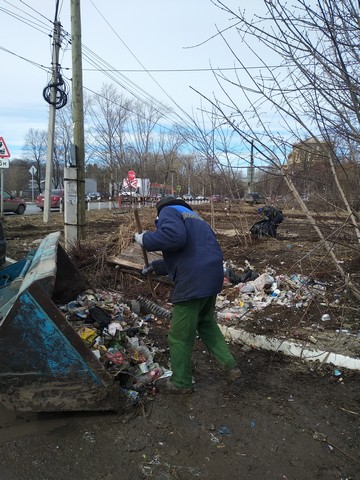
43;19;61;223
65;0;86;248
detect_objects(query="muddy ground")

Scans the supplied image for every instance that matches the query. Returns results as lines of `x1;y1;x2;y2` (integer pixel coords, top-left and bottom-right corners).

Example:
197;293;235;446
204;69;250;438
0;204;360;480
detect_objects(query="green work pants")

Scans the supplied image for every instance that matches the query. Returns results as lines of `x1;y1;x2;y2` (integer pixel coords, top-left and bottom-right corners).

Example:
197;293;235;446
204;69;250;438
168;295;237;388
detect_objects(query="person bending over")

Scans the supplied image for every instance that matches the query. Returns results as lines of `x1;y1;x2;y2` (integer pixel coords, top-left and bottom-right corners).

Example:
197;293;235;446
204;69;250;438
134;195;241;394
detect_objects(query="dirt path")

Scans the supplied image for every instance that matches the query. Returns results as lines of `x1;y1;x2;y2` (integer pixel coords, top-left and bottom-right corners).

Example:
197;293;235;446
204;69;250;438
1;342;359;479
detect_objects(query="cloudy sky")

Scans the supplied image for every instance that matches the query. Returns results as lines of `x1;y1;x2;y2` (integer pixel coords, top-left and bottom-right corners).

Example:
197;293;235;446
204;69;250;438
0;0;269;158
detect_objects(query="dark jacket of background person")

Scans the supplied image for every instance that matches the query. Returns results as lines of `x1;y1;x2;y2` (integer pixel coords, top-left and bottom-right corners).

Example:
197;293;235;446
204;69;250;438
257;205;284;238
142;199;224;304
260;205;283;223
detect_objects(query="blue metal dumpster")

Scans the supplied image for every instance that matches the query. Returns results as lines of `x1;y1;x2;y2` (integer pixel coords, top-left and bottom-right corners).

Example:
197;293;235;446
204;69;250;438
0;232;123;412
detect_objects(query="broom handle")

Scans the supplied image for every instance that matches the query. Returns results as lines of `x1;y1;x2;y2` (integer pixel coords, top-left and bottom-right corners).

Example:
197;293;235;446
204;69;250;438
134;209;157;301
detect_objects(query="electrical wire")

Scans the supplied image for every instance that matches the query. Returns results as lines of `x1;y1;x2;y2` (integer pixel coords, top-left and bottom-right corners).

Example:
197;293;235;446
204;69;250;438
42;70;69;109
0;44;49;71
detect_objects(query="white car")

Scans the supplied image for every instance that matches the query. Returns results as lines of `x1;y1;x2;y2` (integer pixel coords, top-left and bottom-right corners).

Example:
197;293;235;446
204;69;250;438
86;192;102;201
182;194;193;201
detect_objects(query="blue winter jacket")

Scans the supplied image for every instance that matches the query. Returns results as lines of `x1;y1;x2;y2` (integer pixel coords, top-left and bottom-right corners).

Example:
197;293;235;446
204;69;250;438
142;204;224;303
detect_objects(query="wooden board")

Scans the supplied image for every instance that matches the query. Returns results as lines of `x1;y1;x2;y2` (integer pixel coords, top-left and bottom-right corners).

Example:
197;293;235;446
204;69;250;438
107;244;172;284
108;243;162;268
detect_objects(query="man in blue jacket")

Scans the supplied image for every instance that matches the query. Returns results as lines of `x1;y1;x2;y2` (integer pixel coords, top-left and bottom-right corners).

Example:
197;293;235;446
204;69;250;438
134;195;241;394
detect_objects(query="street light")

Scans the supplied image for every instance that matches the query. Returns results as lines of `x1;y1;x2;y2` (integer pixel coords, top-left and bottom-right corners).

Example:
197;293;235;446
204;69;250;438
170;170;174;194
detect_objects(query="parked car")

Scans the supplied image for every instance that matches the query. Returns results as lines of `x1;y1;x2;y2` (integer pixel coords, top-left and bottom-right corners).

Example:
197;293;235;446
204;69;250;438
195;195;208;201
182;193;194;201
210;194;223;202
36;189;64;211
85;192;102;202
1;190;26;215
244;192;266;204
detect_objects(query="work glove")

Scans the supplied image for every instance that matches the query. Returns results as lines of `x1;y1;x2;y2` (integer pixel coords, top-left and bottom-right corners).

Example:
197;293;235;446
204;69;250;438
134;231;145;246
142;264;154;276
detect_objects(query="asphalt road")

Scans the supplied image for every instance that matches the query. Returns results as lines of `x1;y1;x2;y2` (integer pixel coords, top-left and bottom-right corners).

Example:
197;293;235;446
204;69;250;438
8;201;120;216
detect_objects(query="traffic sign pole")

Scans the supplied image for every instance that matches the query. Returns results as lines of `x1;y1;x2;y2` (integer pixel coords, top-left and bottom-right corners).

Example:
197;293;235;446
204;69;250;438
29;165;37;203
127;171;136;205
0;137;11;218
0;169;3;217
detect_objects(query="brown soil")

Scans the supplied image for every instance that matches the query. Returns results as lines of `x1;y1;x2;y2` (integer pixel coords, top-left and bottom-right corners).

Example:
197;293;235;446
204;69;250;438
1;205;360;480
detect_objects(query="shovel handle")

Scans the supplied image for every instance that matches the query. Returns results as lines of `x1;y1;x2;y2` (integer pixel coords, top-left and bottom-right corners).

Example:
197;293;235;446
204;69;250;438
134;209;157;301
134;209;150;267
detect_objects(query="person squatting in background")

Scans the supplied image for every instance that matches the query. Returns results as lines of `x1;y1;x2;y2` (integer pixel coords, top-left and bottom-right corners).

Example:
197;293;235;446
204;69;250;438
134;195;241;394
258;205;284;238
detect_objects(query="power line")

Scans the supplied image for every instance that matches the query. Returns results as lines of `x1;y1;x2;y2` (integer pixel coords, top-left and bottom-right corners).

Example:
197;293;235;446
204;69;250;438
0;44;49;72
88;0;196;128
0;0;52;33
80;65;296;73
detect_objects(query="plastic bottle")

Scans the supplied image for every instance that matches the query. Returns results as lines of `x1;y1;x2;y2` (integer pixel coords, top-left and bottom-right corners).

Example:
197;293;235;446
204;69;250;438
271;289;281;297
132;367;162;390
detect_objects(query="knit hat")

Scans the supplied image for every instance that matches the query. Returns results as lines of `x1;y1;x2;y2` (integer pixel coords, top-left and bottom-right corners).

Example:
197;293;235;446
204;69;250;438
156;195;193;214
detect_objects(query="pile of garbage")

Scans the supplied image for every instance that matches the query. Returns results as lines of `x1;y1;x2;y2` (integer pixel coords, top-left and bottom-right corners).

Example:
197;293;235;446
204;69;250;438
218;265;329;324
57;266;336;405
58;290;171;405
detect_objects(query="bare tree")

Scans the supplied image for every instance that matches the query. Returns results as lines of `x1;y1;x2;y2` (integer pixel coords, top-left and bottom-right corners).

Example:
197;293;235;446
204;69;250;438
53;103;73;189
190;0;360;297
157;130;185;192
127;100;168;181
87;83;133;195
23;128;47;192
4;158;31;195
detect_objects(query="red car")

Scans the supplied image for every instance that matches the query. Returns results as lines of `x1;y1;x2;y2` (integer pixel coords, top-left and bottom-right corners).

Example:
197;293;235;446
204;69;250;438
0;190;26;215
36;189;64;211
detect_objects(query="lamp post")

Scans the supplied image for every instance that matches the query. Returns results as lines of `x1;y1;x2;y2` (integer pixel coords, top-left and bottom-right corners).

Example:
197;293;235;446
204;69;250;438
170;170;174;194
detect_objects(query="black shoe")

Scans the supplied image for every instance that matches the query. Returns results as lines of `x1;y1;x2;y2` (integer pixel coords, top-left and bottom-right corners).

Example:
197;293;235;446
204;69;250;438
226;367;242;383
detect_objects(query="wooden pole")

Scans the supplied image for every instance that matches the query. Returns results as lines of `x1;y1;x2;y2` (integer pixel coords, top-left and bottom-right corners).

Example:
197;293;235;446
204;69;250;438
71;0;86;240
134;209;157;302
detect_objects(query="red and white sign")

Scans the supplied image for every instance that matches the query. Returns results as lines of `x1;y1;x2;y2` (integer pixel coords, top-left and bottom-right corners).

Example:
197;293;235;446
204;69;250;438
126;178;138;189
0;137;10;158
127;170;136;181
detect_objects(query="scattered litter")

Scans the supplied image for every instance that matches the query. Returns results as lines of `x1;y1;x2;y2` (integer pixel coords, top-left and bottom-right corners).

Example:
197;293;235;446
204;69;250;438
210;433;220;445
58;289;170;405
219;266;333;326
217;426;231;435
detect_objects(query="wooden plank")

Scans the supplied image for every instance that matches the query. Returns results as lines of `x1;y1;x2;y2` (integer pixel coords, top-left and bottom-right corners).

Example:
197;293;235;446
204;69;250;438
107;243;162;269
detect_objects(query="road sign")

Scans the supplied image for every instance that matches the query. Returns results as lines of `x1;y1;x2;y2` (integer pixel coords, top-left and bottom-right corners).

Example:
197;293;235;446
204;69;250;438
0;137;10;158
127;170;136;181
125;178;138;189
29;165;37;175
0;158;9;168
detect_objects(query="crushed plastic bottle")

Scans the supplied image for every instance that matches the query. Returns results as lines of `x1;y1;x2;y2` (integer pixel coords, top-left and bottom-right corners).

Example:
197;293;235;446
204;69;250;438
132;367;163;391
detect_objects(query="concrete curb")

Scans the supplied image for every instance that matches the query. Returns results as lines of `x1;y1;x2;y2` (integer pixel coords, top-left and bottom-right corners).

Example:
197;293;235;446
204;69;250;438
220;325;360;371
